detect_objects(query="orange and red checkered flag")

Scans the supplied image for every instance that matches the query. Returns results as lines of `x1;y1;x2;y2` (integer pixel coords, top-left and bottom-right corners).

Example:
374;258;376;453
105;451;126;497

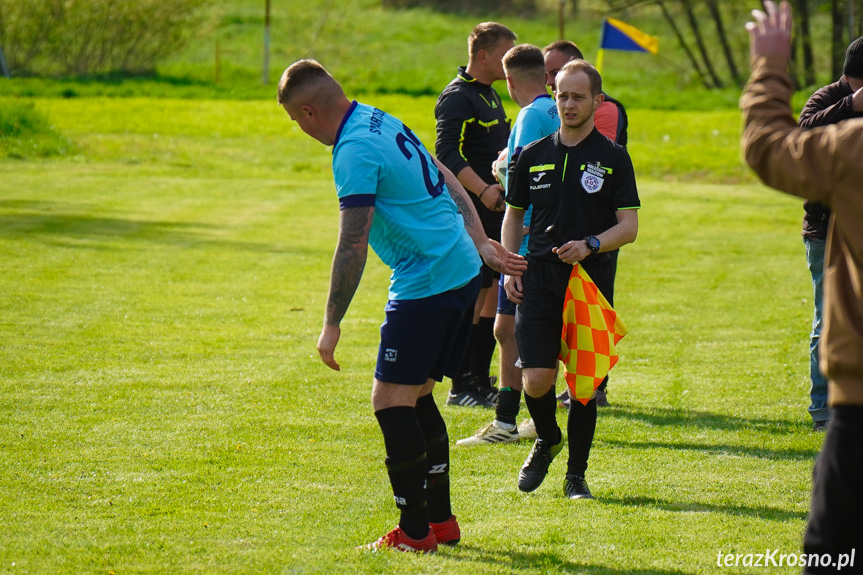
559;263;628;405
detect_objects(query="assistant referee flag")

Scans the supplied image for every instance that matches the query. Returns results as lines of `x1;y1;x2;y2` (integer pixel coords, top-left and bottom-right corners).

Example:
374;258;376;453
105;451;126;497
559;263;628;405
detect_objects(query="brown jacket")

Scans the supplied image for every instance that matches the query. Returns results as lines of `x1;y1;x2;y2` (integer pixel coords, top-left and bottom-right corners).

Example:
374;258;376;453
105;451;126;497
741;54;863;407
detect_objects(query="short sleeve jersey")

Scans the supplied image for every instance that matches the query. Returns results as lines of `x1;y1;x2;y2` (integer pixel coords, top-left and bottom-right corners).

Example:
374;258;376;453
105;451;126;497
333;101;481;301
505;94;560;255
506;128;640;263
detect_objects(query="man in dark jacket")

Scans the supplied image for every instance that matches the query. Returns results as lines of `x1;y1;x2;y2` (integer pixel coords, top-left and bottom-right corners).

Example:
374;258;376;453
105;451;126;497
796;36;863;432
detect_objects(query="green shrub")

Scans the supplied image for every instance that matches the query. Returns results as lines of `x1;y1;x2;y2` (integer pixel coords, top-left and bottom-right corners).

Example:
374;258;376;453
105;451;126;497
0;99;74;158
0;0;210;76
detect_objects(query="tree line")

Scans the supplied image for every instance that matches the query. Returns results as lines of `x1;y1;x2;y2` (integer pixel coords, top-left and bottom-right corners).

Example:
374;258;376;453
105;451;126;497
386;0;862;90
609;0;860;89
1;0;858;87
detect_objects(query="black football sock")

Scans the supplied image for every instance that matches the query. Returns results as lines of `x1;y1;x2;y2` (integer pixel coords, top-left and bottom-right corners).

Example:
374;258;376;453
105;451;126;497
566;397;597;477
524;387;561;443
374;406;429;540
414;393;452;523
469;316;496;384
597;376;608;393
451;324;478;394
495;387;521;426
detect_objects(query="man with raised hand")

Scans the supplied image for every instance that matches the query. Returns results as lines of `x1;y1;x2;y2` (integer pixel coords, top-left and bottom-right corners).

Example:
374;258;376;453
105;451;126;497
504;59;639;499
457;43;559;446
742;2;863;569
435;22;516;408
277;59;525;552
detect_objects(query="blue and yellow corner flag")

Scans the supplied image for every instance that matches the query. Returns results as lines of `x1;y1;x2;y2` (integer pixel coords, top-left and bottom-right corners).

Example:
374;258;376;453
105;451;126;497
596;18;658;73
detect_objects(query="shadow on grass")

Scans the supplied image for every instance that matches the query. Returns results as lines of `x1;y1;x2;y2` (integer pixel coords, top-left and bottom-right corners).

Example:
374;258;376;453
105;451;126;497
600;495;808;523
602;404;805;436
600;438;818;462
0;200;292;254
597;404;819;461
446;545;689;574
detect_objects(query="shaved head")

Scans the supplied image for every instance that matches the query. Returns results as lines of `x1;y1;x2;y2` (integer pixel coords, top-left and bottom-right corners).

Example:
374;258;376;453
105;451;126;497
277;59;351;146
277;59;345;108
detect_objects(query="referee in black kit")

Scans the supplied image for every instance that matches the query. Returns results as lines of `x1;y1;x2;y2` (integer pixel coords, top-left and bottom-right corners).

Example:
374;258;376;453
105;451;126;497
503;59;639;499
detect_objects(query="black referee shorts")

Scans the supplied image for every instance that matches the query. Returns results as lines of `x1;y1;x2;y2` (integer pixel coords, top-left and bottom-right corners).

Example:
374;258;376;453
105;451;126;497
515;255;614;369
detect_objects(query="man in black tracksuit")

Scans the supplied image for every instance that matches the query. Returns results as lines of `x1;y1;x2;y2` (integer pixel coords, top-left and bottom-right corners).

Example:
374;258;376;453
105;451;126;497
435;22;515;408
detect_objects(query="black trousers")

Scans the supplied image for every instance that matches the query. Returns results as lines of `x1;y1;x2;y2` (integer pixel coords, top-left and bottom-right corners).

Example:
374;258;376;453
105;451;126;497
803;405;863;574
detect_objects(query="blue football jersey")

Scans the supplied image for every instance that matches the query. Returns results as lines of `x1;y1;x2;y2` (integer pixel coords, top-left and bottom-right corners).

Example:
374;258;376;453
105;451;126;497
505;94;559;256
332;101;481;300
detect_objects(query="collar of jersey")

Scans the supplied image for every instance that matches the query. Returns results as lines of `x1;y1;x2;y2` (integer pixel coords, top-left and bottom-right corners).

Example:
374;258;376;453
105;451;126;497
457;66;495;88
553;126;600;150
333;100;360;149
456;66;476;83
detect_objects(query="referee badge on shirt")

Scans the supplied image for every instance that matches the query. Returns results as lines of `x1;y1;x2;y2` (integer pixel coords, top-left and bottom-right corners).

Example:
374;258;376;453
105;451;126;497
580;162;611;194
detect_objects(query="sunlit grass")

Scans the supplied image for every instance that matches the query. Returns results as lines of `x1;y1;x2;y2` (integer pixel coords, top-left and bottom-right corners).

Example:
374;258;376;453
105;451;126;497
0;94;823;573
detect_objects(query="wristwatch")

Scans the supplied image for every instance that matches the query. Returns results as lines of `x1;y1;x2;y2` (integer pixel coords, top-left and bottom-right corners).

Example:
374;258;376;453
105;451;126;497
585;235;601;254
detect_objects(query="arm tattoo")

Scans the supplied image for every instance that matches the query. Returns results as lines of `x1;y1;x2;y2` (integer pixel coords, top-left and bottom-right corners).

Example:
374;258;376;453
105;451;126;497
326;206;373;326
448;187;474;228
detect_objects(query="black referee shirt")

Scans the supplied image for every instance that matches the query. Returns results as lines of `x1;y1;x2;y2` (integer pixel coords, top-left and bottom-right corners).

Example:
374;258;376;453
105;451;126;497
507;128;640;263
434;67;511;184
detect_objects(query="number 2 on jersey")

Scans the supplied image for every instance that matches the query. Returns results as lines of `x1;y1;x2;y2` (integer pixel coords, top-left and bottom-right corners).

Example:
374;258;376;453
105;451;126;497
396;124;445;198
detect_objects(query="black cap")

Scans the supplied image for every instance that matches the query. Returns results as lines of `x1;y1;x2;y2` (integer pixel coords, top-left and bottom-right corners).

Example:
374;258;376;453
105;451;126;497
843;37;863;79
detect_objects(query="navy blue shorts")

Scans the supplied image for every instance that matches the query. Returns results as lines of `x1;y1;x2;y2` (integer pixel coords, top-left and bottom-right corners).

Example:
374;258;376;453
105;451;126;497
496;273;517;316
375;275;480;385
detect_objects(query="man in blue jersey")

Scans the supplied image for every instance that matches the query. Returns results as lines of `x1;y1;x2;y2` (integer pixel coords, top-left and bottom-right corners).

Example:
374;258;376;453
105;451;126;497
457;44;559;445
277;59;525;553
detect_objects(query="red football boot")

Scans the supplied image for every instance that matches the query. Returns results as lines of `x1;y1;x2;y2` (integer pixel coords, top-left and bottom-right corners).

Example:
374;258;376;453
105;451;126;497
362;526;438;553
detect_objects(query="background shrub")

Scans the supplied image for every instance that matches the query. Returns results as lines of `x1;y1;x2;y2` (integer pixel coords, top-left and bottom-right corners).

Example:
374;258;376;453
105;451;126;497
0;0;210;76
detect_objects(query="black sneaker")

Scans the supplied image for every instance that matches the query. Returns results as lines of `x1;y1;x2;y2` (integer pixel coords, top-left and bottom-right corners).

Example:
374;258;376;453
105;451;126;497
517;433;564;492
476;385;498;403
595;388;610;407
466;374;498;403
446;389;495;408
563;474;594;499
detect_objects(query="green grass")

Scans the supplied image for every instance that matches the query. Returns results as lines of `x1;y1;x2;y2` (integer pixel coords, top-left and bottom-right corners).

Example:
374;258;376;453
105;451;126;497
2;95;751;184
0;95;824;573
0;98;75;158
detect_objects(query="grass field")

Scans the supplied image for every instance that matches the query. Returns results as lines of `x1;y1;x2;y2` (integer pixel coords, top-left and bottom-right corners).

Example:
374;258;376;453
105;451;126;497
0;93;826;573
